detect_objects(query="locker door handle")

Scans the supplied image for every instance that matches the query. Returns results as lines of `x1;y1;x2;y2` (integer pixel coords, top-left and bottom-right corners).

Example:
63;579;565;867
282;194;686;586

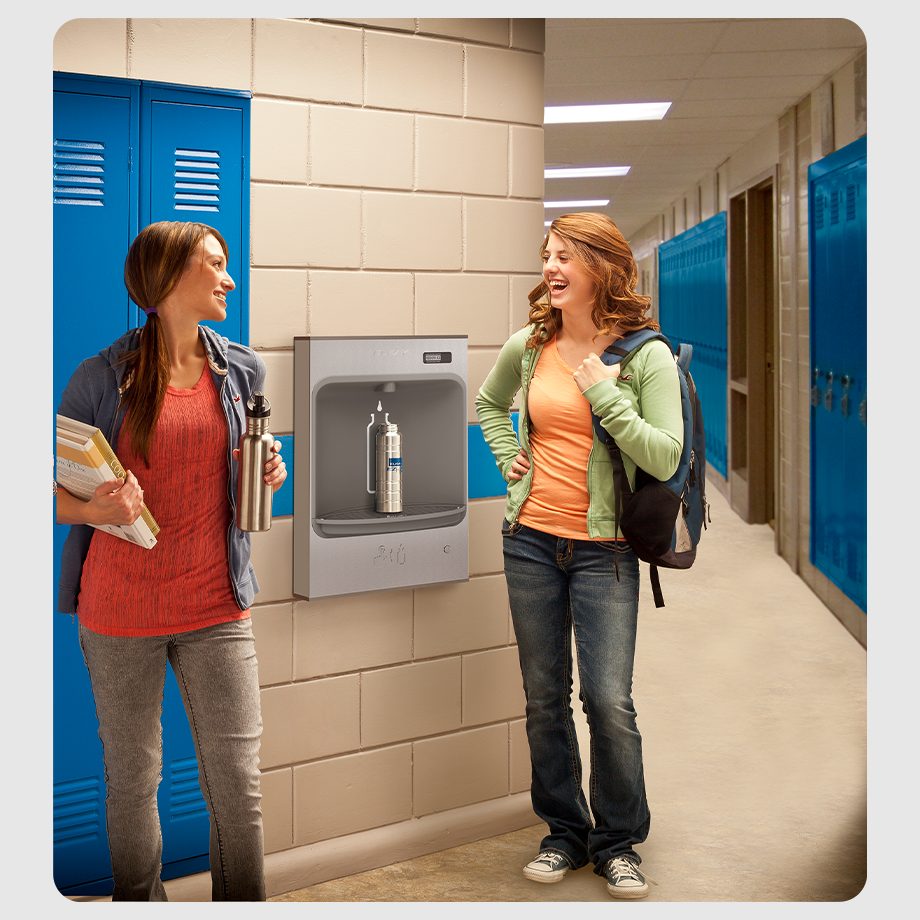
840;374;851;417
811;368;821;408
824;370;834;411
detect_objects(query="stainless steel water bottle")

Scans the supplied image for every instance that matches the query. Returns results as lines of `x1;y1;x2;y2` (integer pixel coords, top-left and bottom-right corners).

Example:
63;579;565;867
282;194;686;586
236;392;274;532
375;420;403;513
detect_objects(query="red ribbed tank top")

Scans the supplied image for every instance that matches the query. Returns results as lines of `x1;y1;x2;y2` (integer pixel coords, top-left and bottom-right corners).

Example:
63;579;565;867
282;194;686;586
78;365;249;636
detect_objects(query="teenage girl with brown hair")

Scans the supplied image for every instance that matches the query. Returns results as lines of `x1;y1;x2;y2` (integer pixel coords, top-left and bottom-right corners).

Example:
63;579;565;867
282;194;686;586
56;221;286;901
476;212;683;899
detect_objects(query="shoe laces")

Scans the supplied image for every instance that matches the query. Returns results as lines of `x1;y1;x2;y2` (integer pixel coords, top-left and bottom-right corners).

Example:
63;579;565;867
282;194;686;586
534;851;568;869
607;856;642;883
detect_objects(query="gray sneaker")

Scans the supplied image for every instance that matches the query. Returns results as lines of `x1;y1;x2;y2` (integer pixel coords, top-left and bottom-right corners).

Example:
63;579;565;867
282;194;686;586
602;855;649;899
523;850;572;883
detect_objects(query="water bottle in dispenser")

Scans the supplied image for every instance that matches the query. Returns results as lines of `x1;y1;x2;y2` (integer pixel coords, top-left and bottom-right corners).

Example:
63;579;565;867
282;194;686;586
367;410;403;514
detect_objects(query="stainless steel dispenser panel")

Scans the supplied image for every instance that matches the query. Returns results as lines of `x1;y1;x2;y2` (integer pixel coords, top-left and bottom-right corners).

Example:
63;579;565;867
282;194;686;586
293;336;468;599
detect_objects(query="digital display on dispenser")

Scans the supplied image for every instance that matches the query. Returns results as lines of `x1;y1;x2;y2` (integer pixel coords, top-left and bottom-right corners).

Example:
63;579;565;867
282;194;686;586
422;351;452;364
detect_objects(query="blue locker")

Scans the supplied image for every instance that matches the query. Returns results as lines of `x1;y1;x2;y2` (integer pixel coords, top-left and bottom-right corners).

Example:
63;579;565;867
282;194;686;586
140;83;251;875
141;84;250;343
53;73;251;894
53;75;139;894
658;213;729;477
808;136;867;611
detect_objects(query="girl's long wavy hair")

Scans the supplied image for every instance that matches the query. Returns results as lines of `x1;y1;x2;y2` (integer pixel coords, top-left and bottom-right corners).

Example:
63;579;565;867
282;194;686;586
526;212;657;349
119;221;229;464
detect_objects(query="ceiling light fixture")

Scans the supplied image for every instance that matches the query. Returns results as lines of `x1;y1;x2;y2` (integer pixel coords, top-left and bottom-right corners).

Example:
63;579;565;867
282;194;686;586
544;199;610;209
544;165;630;179
544;102;671;124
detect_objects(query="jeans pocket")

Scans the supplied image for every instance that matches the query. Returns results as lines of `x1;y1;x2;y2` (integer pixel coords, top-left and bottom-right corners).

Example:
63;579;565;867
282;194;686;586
595;539;632;555
501;519;521;538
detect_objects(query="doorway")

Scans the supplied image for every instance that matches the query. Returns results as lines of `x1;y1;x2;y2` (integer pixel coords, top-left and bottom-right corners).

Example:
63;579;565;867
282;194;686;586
728;176;777;526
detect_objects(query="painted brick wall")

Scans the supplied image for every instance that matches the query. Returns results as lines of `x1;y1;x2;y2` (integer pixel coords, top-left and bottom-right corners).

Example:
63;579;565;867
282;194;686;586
53;14;545;876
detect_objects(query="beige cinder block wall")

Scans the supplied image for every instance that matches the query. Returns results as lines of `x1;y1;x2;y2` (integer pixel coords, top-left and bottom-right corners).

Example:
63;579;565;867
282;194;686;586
54;16;546;897
630;48;867;648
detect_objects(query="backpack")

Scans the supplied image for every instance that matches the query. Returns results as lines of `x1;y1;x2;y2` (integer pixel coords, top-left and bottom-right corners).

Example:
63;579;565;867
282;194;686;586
590;329;710;608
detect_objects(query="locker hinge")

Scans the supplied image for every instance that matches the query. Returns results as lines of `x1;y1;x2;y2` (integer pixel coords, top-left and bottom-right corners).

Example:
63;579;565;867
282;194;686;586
128;146;133;172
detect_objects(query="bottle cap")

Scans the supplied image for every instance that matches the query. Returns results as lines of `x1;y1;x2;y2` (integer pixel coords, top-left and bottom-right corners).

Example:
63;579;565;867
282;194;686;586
246;392;271;418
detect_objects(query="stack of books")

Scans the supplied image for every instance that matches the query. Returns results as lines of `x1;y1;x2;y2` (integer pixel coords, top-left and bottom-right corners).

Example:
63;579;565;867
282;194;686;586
55;414;160;549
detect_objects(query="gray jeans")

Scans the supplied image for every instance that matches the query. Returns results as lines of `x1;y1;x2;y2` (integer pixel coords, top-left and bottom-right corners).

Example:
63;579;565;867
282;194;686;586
78;618;265;901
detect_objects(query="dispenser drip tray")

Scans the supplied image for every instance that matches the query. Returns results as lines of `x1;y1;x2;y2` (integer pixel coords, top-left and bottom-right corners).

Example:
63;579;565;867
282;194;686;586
314;502;466;537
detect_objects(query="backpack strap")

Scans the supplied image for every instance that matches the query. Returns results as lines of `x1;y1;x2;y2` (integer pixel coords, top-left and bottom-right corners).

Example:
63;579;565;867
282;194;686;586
649;563;665;608
591;328;673;459
601;329;672;370
594;330;674;608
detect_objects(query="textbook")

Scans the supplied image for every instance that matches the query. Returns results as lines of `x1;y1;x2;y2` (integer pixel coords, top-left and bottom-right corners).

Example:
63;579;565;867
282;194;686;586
55;414;160;549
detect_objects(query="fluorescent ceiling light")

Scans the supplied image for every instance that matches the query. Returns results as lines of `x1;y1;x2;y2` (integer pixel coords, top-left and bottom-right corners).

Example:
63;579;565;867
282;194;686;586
545;102;671;124
545;165;630;179
544;199;610;209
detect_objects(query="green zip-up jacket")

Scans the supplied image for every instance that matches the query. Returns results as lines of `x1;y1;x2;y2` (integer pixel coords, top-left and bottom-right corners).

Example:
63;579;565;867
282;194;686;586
474;325;684;539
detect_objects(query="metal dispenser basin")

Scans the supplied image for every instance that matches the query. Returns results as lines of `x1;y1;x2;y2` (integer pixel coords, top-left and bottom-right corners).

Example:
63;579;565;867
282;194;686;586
293;336;468;599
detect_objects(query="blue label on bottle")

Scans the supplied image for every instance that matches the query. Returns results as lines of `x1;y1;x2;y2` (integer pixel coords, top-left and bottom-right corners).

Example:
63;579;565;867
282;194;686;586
388;458;402;469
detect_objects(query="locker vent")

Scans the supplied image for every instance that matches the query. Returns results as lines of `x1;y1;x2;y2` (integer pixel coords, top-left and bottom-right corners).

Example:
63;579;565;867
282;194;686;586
846;184;857;221
53;138;105;207
54;776;103;845
814;194;825;230
169;756;208;820
174;148;220;212
830;189;840;225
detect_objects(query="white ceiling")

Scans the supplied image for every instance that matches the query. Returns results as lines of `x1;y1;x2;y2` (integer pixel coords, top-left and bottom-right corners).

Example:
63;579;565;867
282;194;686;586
543;18;867;238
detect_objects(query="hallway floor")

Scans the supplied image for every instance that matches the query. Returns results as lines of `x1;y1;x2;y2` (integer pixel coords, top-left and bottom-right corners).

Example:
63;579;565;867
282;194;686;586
269;482;867;903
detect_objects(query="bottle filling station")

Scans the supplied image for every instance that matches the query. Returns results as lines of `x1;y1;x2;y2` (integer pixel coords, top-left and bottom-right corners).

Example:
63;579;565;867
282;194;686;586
293;336;468;599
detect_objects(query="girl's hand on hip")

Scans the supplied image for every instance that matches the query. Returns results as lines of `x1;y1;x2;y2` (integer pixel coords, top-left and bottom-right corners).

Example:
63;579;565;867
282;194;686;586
573;353;620;393
507;449;530;481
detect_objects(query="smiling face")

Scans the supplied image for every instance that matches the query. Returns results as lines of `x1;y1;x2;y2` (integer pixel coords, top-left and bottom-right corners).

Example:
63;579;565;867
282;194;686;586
542;231;595;315
164;233;234;323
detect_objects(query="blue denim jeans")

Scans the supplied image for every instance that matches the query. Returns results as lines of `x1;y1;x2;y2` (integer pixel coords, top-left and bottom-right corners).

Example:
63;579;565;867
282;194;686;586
78;618;265;901
502;520;650;873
